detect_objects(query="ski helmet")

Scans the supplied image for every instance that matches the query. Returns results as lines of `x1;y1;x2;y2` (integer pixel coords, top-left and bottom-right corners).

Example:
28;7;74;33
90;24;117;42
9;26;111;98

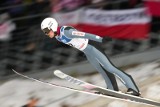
41;17;58;35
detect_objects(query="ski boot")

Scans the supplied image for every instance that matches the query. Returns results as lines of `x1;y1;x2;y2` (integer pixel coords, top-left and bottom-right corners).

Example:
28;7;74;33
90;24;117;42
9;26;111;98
126;88;141;97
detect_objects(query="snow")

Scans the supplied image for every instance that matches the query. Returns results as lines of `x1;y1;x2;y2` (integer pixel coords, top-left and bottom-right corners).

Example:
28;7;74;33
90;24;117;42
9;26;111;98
108;101;128;107
146;85;160;100
0;61;160;107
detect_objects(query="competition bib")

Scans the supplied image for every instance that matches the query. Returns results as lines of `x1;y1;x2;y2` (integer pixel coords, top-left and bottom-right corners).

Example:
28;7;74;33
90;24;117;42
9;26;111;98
57;26;88;51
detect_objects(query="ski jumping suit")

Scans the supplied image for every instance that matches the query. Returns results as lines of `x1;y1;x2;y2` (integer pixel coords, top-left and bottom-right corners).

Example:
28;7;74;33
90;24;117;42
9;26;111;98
56;26;140;93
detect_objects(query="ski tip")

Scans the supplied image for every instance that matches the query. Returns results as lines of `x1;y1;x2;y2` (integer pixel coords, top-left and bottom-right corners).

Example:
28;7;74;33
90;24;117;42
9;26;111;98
53;70;66;78
11;68;16;72
53;70;62;75
11;69;20;75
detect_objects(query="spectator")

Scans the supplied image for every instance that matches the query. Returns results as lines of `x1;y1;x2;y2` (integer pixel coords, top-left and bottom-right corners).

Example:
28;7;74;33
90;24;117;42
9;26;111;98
51;0;91;12
22;97;40;107
0;13;16;41
27;0;51;26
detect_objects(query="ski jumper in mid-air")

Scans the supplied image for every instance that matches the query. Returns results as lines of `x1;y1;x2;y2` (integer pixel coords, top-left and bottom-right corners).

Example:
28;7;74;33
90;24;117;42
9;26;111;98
41;17;141;96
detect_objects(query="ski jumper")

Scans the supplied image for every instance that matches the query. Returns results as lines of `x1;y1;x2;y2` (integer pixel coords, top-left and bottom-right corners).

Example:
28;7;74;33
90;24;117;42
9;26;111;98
55;26;140;93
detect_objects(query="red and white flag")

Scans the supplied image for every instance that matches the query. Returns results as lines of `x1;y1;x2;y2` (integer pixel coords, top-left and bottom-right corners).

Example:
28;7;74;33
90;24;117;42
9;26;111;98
54;8;151;40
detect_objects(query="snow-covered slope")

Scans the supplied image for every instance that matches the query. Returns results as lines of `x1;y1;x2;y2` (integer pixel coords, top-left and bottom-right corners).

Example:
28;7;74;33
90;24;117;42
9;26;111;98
0;61;160;107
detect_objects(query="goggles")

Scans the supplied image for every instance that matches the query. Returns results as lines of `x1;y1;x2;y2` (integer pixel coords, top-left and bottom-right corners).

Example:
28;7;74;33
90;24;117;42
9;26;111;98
42;28;50;35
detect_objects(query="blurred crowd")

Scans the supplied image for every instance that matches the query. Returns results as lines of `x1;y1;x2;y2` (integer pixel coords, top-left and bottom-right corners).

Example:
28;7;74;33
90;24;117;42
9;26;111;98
0;0;145;29
0;0;160;75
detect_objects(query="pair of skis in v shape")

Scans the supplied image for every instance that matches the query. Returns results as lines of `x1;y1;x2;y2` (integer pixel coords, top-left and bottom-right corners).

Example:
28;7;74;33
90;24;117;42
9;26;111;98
12;69;160;106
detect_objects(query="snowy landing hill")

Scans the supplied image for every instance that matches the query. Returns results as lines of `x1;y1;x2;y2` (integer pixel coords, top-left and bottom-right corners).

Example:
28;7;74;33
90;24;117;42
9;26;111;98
0;60;160;107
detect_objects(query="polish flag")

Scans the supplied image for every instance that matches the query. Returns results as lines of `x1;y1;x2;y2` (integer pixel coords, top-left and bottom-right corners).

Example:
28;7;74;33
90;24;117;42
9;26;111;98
54;8;151;40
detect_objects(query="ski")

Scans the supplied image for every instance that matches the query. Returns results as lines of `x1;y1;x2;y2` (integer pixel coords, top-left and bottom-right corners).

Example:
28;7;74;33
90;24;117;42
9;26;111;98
12;69;86;92
12;69;117;96
54;70;160;107
12;69;126;101
12;69;160;106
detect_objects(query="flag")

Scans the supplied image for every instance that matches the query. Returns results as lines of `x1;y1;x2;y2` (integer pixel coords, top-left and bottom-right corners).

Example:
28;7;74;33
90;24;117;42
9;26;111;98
54;8;151;40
